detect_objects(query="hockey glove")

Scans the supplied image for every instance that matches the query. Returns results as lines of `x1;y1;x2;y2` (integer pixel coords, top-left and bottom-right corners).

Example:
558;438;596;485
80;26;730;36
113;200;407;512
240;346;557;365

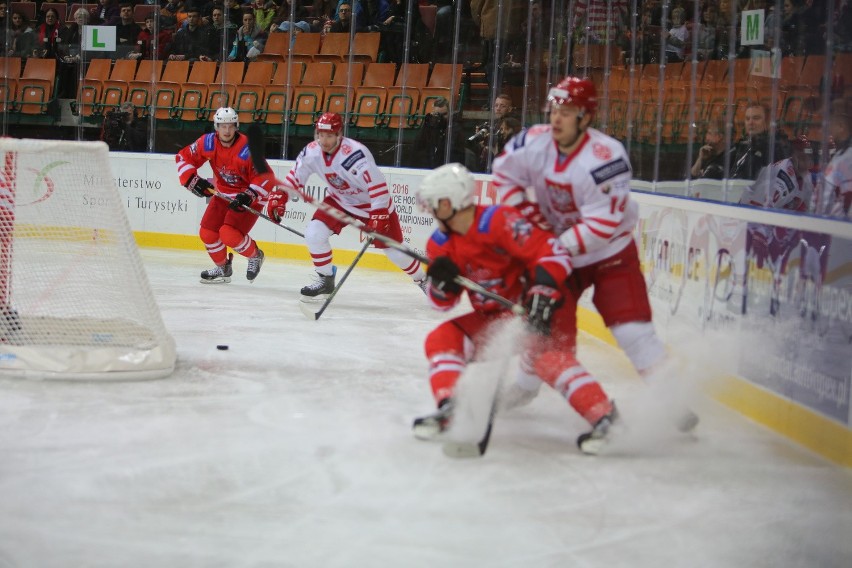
229;189;258;212
264;189;288;223
368;208;391;234
525;285;563;336
517;201;553;232
185;174;214;198
426;256;462;295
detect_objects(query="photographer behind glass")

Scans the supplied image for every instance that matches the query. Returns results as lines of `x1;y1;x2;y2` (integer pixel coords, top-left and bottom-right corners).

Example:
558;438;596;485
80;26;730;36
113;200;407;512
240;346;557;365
102;102;147;152
464;93;515;173
414;96;465;169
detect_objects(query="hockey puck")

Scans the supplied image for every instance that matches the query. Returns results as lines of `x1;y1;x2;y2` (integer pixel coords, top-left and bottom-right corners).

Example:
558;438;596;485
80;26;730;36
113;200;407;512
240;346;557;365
216;345;229;351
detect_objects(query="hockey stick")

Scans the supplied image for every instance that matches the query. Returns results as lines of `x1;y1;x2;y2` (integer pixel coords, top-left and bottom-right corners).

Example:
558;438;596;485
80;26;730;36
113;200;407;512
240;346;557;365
244;124;525;316
299;237;374;321
211;190;305;238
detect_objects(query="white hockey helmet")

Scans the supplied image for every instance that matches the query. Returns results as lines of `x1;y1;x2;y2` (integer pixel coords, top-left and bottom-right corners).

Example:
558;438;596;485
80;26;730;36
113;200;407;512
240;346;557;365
416;163;475;212
214;107;239;128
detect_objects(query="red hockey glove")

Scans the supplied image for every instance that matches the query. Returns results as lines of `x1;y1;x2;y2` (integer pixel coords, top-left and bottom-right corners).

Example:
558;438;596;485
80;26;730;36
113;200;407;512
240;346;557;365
264;189;288;222
368;208;391;234
229;189;259;212
517;201;553;232
184;174;214;198
427;256;462;295
525;285;563;336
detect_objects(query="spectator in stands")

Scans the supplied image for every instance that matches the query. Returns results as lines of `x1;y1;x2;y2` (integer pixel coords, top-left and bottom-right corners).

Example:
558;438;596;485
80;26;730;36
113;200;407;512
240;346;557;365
202;1;242;27
413;96;465;169
56;8;90;98
229;10;267;61
765;0;807;56
690;120;728;179
250;0;277;32
209;5;237;60
273;0;310;33
471;0;527;86
429;0;454;62
324;1;365;34
371;0;431;64
730;102;790;180
169;6;215;61
91;0;121;26
695;3;720;61
573;0;629;45
832;0;852;52
33;7;61;59
116;3;141;57
0;2;6;53
160;0;184;28
6;11;35;58
58;7;89;63
664;6;689;63
308;0;337;32
130;12;175;60
464;93;515;173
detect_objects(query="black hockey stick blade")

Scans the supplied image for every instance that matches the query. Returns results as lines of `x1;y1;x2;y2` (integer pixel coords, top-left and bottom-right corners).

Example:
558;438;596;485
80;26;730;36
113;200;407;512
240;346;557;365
442;393;498;458
246;124;270;174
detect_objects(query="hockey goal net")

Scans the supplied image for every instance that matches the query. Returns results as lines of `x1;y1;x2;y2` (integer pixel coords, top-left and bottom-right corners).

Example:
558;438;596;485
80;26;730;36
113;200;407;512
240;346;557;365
0;138;176;380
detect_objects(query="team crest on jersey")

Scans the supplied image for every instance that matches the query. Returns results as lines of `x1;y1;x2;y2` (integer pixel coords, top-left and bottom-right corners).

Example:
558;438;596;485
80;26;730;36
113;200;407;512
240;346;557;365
341;144;352;155
592;143;612;161
544;178;578;213
508;216;532;245
189;142;198;155
325;173;350;190
217;167;241;185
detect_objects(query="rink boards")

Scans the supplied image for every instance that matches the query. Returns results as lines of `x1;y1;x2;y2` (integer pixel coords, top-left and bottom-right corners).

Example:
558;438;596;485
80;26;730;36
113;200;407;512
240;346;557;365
96;152;852;466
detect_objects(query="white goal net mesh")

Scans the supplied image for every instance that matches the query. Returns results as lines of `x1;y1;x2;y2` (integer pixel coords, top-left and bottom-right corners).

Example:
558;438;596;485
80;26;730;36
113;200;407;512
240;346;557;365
0;138;176;380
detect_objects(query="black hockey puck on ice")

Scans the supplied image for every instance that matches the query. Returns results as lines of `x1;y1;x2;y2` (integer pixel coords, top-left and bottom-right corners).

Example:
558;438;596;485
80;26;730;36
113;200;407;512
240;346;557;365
216;345;229;351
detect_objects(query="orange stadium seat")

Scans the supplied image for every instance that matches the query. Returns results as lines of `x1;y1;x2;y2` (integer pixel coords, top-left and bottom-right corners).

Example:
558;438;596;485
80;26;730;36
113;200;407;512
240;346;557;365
76;58;112;117
313;33;350;64
0;57;21;113
16;57;56;115
99;59;139;113
351;33;380;63
152;60;190;119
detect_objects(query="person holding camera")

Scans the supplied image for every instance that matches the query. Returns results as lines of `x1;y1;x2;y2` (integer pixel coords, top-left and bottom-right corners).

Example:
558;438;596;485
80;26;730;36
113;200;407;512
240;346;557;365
464;93;515;173
413;97;465;169
102;102;148;152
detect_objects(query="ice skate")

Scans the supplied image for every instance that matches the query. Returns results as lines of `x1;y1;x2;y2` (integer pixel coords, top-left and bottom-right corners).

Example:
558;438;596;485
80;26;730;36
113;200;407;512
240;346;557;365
300;266;337;301
416;278;429;295
577;403;620;455
200;253;233;284
412;398;454;440
246;249;264;282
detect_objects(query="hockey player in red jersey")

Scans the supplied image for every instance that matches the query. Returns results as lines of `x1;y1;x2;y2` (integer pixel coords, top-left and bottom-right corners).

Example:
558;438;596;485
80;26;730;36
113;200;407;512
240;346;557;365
176;107;274;284
413;163;618;454
263;112;427;300
492;76;698;432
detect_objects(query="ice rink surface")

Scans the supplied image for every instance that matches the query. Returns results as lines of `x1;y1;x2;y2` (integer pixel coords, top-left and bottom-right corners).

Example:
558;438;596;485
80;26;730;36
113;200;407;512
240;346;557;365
1;248;851;568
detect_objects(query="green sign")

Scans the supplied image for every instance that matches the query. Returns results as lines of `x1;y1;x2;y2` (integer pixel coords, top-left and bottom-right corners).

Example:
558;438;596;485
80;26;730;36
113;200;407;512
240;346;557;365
741;9;765;46
82;25;116;51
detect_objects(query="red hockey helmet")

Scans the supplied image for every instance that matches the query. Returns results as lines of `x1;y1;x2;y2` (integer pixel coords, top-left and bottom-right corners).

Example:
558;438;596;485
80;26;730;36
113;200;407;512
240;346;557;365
316;112;343;134
790;134;812;154
547;76;598;115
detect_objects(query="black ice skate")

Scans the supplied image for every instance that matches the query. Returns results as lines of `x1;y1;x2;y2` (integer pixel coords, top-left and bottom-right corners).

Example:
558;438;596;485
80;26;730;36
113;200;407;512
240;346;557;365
412;398;454;440
416;278;429;295
246;249;264;282
577;403;620;455
200;253;233;284
300;266;336;301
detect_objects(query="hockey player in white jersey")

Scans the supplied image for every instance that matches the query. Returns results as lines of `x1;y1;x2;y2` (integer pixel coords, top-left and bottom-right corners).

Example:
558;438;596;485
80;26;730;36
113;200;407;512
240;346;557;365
264;112;427;298
739;135;815;213
491;76;698;432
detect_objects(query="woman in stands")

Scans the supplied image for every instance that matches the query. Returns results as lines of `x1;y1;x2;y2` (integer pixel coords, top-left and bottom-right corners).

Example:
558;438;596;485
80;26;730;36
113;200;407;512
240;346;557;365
6;11;35;58
33;7;62;59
